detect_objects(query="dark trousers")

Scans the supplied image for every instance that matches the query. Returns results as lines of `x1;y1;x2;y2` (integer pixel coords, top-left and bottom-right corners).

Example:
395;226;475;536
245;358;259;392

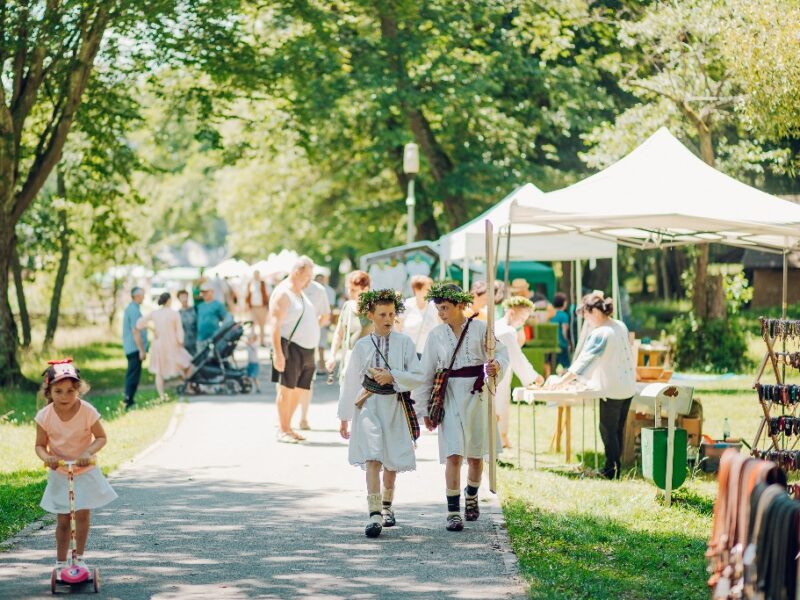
125;351;143;407
598;396;633;478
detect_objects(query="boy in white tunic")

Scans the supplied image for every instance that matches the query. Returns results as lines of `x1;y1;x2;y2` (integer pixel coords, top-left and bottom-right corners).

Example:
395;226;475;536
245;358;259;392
338;289;422;538
412;283;509;532
495;297;544;448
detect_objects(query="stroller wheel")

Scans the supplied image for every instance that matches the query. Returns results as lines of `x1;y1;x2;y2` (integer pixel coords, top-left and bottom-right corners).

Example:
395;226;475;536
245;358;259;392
225;380;238;395
176;384;186;397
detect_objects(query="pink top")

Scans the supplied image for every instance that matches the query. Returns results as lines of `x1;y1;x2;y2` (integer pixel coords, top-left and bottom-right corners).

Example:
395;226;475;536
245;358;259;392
35;399;101;476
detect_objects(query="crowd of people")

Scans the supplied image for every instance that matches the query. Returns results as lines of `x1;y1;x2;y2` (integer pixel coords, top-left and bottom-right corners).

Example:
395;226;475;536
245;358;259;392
34;253;635;579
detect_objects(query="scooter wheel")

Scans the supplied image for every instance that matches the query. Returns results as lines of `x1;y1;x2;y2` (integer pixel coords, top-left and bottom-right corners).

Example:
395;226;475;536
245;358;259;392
51;568;57;594
93;568;100;593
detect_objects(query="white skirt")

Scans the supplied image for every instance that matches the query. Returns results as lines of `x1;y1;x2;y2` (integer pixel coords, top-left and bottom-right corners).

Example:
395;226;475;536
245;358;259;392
40;466;118;514
437;378;502;464
349;394;416;473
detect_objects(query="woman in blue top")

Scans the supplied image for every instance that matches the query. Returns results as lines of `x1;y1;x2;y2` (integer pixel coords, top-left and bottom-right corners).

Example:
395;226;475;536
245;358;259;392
552;291;636;479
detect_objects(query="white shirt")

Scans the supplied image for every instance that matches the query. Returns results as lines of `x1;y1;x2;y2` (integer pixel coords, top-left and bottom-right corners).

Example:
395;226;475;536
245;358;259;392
271;282;320;349
495;321;539;387
569;318;636;399
248;279;268;306
401;297;439;354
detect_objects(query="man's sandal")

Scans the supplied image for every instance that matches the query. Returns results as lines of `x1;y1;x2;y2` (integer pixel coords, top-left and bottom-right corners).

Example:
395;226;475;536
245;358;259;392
446;514;464;532
464;494;480;522
365;521;383;538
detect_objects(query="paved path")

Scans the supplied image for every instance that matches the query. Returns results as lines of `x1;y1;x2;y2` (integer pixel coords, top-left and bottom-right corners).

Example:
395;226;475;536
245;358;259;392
1;376;525;599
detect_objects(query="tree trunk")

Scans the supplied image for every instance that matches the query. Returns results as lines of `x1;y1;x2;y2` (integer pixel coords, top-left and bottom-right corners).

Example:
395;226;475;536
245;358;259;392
693;245;710;318
105;276;122;330
10;245;31;347
378;10;466;231
659;250;671;301
0;214;24;385
44;171;70;347
559;261;572;298
707;275;726;320
693;123;714;318
583;259;612;293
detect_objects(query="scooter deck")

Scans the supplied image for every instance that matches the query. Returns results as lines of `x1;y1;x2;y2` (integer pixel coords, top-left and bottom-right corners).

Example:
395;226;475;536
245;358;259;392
51;567;100;594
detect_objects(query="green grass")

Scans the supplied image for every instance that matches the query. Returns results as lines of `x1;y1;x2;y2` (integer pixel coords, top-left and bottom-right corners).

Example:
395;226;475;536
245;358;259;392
0;325;171;544
498;376;786;598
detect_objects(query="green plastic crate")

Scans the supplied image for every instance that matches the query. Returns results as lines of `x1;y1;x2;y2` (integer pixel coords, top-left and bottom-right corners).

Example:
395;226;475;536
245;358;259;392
641;427;687;490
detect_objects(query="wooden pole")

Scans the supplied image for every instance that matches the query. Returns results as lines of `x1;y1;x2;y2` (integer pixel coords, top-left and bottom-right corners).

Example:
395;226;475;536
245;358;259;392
485;219;498;493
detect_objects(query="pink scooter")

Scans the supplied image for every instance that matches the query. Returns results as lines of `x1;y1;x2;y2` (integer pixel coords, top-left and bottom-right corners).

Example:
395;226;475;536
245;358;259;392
49;459;100;594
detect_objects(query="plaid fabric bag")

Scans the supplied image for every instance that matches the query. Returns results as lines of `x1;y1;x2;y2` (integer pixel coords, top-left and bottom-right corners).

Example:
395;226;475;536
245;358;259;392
399;392;420;441
427;317;475;428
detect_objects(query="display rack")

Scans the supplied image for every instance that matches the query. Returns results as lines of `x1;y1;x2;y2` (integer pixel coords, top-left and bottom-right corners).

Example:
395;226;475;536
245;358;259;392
751;318;800;458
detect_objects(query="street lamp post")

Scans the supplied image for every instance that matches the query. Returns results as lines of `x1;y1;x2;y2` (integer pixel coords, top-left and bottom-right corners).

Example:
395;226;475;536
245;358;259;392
403;143;419;244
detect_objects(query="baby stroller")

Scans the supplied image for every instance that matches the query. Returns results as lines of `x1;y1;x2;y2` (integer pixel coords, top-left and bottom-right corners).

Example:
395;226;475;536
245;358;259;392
177;320;253;395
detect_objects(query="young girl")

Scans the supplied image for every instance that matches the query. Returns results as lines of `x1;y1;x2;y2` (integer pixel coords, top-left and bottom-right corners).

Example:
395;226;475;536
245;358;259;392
34;359;117;572
412;283;508;532
338;289;421;538
245;331;261;392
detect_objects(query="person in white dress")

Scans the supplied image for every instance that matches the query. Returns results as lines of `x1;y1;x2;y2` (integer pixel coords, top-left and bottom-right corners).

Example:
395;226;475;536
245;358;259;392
397;275;440;356
412;283;508;532
338;290;422;538
494;297;544;449
326;270;371;378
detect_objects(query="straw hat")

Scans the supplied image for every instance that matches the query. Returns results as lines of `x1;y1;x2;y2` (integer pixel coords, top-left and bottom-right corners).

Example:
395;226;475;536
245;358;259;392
509;278;531;297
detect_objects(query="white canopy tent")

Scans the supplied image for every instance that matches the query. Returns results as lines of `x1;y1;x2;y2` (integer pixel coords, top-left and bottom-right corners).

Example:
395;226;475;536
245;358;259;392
439;183;618;263
509;128;800;254
439;184;620;315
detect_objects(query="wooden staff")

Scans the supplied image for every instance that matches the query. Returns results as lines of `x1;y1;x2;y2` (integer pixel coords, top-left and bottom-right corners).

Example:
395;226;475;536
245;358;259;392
485;219;498;493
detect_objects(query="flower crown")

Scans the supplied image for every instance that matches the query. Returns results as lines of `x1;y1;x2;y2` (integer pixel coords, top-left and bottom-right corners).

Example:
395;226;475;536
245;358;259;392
503;296;534;310
357;289;405;316
425;282;474;305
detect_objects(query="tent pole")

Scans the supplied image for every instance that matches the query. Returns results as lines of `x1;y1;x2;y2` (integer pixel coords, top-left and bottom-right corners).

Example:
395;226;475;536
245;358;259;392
612;250;621;320
783;245;788;383
504;224;512;299
576;259;583;334
439;258;446;281
782;246;789;320
463;252;469;290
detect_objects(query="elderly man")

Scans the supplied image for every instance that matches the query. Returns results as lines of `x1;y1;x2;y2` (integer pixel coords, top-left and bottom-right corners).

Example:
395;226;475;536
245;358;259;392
196;282;231;343
122;287;149;409
270;257;320;443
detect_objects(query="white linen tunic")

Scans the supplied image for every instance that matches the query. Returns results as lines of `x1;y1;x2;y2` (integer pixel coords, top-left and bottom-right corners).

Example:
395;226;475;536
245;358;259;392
495;320;540;436
412;319;509;464
337;332;422;472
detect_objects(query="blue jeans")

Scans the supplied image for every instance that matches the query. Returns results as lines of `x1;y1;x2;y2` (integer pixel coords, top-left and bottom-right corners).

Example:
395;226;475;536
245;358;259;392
125;351;143;407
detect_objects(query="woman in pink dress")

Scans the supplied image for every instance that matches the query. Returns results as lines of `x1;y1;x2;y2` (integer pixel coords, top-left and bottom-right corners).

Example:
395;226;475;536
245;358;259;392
137;292;193;400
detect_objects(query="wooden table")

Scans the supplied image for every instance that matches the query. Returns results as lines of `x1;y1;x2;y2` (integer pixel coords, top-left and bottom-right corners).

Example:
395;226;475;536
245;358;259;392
512;387;601;469
637;343;670;367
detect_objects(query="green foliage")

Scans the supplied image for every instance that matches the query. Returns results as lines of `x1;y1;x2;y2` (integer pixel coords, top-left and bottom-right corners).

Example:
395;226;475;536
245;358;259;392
0;471;46;544
723;0;800;141
672;315;750;373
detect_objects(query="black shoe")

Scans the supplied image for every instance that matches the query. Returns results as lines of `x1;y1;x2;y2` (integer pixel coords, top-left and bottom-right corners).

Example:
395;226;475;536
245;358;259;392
365;522;383;538
446;514;464;532
382;507;396;527
464;492;480;521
